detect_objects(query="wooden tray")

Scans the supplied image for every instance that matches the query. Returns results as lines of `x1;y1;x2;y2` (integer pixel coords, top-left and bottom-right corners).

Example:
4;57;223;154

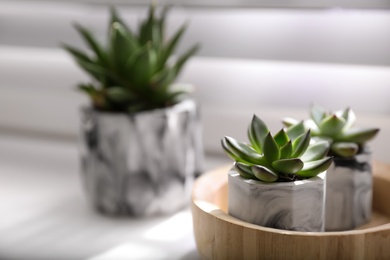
192;161;390;259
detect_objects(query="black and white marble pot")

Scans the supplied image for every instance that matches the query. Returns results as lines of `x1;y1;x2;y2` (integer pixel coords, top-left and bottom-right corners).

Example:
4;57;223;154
79;99;204;216
325;149;372;231
228;168;326;232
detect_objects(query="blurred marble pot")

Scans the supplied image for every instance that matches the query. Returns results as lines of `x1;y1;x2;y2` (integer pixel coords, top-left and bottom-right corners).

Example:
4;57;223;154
228;168;326;232
79;99;204;217
325;149;372;231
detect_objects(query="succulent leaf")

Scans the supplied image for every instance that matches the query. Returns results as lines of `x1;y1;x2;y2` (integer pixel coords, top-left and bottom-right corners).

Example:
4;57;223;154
263;132;280;163
310;104;326;126
129;46;158;88
172;44;200;78
300;141;330;162
109;22;138;70
139;3;157;45
337;127;380;144
235;162;256;179
286;121;306;141
224;136;265;164
73;23;107;65
222;116;332;182
272;158;304;174
159;22;188;69
221;138;243;162
106;87;134;103
251;165;279;182
319;114;346;136
280;140;293;159
282;117;300;128
62;45;92;64
78;83;99;101
248;115;269;153
77;59;111;82
64;4;198;113
274;129;289;147
291;130;311;158
296;157;333;178
340;107;356;130
330;142;359;157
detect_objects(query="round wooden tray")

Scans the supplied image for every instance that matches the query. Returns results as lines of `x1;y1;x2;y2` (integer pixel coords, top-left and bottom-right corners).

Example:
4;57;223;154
192;161;390;259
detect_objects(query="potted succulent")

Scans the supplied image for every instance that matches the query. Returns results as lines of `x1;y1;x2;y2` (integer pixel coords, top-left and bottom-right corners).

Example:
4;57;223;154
63;5;204;216
221;115;332;232
283;105;380;231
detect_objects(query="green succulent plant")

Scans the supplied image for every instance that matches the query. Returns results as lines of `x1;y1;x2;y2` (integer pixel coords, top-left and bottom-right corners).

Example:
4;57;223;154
63;4;200;112
283;104;380;157
221;115;333;183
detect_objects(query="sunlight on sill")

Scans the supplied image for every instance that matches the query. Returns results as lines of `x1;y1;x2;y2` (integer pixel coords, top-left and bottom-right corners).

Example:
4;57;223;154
87;242;167;260
143;210;193;242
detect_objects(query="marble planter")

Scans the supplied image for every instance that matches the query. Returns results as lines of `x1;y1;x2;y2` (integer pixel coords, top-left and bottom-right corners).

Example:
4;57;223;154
79;99;204;216
325;149;372;231
228;168;326;232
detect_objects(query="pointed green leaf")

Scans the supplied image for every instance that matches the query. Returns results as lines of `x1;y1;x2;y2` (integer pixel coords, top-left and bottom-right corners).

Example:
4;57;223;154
319;114;346;136
139;4;157;45
73;23;107;64
272;158;304;174
78;84;105;108
291;130;311;158
274;129;289;147
62;44;92;64
337;127;380;144
159;22;188;69
109;7;131;33
310;104;326;126
340;107;356;130
75;58;110;82
282;117;299;128
235;162;255;179
331;142;359;157
106;87;134;103
127;46;158;88
251;165;279;182
304;119;321;135
263;132;280;163
172;44;200;77
150;68;176;93
62;44;109;83
301;141;330;162
78;84;99;104
224;136;265;164
221;138;243;162
286;121;306;141
296;157;333;178
280;140;292;159
248;115;269;153
108;22;139;70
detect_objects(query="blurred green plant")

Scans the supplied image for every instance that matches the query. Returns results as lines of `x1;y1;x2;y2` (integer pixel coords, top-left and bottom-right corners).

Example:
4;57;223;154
221;115;332;182
283;105;380;157
63;4;199;112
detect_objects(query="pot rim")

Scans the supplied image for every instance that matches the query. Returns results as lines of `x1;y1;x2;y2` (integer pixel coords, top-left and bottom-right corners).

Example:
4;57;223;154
229;167;326;187
81;98;197;117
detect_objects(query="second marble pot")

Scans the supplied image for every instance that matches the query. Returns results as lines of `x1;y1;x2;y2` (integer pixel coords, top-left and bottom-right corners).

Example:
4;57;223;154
79;99;204;217
325;149;372;231
228;168;326;232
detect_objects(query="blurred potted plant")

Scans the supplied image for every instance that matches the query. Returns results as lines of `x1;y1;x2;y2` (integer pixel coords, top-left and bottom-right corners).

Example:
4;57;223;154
221;115;332;232
63;4;204;216
283;105;379;230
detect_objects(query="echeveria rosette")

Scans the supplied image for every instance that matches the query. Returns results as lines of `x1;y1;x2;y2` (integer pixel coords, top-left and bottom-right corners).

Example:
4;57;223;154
63;4;200;113
283;104;380;158
221;115;333;183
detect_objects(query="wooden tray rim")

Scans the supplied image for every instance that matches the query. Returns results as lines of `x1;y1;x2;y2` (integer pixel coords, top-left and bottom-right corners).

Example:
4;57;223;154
192;160;390;237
